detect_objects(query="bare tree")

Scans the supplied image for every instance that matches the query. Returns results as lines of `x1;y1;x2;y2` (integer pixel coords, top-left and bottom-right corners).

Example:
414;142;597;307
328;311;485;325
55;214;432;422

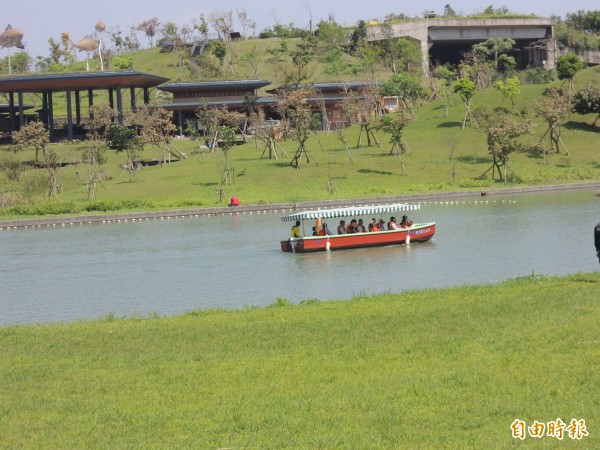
342;86;382;148
278;88;318;169
237;9;256;40
209;9;236;74
535;88;572;155
83;105;113;200
136;17;160;48
481;117;534;182
131;106;183;165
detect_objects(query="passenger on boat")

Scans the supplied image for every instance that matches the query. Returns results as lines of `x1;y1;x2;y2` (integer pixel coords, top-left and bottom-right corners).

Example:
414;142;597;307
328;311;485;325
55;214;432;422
356;218;366;233
368;218;379;232
400;215;413;227
346;219;358;234
337;220;347;234
388;216;400;230
291;220;301;238
318;223;333;236
312;226;318;236
379;219;387;230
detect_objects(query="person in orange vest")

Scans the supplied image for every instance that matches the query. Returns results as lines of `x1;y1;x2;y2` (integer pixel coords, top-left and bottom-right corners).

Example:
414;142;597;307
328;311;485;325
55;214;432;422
368;218;379;232
229;196;240;207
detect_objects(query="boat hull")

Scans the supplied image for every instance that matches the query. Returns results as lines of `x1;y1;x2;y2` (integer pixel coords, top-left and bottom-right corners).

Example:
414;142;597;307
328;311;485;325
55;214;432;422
281;223;436;253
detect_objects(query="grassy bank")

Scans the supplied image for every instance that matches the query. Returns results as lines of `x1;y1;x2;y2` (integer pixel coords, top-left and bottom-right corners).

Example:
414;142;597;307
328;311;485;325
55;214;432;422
1;273;598;448
1;67;599;220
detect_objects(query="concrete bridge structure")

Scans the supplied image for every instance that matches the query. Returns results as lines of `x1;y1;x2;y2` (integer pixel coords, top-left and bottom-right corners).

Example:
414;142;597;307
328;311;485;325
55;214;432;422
366;18;555;72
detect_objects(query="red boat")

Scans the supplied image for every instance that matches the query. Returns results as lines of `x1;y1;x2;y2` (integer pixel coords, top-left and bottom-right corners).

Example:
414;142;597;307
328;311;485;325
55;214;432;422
281;203;436;253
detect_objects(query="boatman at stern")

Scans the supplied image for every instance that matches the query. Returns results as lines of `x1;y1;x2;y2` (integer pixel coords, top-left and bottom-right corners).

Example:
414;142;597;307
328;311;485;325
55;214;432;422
291;220;301;238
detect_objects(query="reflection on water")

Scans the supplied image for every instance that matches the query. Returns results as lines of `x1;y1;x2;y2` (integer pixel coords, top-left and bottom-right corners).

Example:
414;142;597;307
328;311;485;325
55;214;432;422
1;189;599;325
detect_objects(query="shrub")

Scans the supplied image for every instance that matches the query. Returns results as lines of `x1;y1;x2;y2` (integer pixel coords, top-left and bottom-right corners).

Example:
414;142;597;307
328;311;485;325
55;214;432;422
106;125;138;151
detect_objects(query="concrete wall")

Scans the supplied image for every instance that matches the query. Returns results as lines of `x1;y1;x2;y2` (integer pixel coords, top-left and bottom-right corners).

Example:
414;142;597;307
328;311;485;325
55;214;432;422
366;18;555;71
558;47;600;65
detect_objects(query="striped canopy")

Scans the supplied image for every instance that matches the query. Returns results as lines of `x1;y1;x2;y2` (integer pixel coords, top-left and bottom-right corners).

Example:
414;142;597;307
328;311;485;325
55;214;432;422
281;203;420;222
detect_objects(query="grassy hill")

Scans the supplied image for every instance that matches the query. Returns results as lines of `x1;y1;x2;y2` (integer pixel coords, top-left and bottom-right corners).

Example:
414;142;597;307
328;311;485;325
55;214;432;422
0;56;599;218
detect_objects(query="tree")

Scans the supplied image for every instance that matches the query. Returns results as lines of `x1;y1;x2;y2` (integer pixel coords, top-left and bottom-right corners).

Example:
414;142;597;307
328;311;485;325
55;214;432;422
47;37;62;63
130;106;182;165
349;20;367;55
1;51;31;73
565;10;600;34
11;121;60;197
83;105;113;200
277;88;318;169
453;78;478;129
106;124;142;181
381;73;426;108
573;85;600;126
314;17;348;57
458;50;495;90
282;39;314;86
444;4;458;16
237;9;256;39
341;85;383;148
494;76;521;113
556;53;585;90
136;17;160;48
209;9;236;74
377;110;416;175
535;88;573;155
160;22;187;72
210;40;227;73
482;117;534;182
472;37;515;71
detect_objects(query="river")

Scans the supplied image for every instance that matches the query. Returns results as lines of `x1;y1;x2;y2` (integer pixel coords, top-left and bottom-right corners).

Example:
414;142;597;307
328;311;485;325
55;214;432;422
1;188;599;325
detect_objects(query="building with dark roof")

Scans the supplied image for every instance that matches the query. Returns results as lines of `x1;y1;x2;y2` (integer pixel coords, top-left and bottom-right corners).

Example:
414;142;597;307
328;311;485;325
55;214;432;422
0;71;168;140
157;80;277;134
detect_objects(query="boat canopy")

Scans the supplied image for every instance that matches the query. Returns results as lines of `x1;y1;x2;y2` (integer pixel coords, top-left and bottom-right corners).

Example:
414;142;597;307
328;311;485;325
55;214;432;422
281;203;420;222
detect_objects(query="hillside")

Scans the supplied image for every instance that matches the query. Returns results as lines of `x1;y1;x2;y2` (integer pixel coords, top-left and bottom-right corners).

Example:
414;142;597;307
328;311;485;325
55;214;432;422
1;64;598;219
128;37;370;90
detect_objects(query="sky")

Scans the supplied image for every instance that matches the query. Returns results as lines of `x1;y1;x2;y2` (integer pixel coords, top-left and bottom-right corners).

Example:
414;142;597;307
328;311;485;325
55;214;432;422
1;0;595;61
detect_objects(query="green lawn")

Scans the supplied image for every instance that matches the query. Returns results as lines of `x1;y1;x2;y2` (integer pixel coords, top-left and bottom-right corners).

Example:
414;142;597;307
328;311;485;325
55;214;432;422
1;272;598;447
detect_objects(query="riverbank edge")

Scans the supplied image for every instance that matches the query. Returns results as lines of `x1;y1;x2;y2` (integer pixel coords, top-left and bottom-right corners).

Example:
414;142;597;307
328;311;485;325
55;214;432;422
2;181;600;229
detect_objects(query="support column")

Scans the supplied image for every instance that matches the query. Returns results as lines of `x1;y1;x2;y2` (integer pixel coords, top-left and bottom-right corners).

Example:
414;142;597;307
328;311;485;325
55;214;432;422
130;86;137;111
42;92;48;127
88;89;94;121
116;86;123;125
8;92;15;132
75;90;81;125
18;91;24;127
66;88;73;140
143;87;150;104
48;91;54;141
178;110;183;136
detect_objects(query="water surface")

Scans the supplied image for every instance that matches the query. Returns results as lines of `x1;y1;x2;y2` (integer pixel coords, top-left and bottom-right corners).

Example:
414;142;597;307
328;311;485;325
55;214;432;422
1;189;598;325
